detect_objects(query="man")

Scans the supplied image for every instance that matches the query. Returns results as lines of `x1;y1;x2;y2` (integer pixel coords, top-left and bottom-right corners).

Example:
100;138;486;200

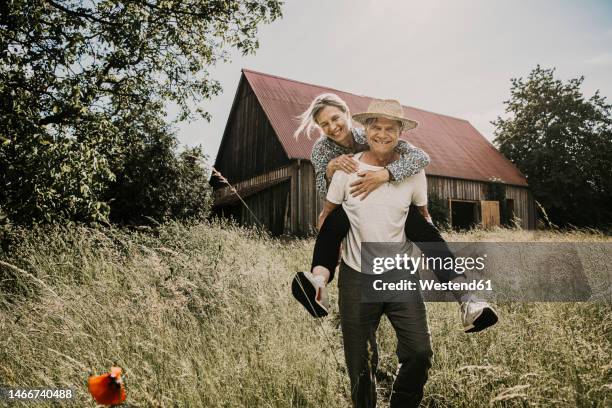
317;99;433;407
292;96;498;334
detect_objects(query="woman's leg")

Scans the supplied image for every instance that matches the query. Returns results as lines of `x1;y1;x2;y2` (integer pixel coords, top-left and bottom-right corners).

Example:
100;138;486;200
405;206;499;333
311;205;350;283
292;207;350;317
405;205;469;302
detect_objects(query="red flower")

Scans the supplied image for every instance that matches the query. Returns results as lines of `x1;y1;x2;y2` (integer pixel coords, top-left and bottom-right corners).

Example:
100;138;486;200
88;366;126;406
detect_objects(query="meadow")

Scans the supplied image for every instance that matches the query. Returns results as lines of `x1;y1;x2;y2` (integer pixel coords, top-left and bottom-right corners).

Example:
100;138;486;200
0;221;610;407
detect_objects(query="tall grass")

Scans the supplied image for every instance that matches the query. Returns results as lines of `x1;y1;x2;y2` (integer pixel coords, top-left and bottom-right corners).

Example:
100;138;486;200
0;222;610;407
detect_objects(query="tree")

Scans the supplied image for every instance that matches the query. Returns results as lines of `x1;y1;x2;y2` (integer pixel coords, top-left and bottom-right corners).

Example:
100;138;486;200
493;66;612;228
106;132;213;224
0;0;282;225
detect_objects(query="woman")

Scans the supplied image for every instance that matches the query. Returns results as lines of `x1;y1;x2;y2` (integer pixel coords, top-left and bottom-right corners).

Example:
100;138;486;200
290;93;497;333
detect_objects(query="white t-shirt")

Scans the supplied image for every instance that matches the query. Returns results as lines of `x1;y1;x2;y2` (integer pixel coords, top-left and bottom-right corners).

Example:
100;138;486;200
326;152;428;272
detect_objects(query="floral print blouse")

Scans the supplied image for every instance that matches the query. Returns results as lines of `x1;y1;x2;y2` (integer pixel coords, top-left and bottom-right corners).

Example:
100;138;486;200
311;127;430;197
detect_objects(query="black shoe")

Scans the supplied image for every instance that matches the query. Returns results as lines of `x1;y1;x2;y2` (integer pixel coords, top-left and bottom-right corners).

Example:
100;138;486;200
461;300;499;333
291;272;329;318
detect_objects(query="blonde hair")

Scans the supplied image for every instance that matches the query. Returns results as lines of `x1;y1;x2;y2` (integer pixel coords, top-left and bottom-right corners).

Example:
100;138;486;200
293;93;351;139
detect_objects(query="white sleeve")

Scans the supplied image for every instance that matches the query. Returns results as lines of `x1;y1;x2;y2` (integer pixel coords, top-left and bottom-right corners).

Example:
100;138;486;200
412;170;428;206
326;171;347;205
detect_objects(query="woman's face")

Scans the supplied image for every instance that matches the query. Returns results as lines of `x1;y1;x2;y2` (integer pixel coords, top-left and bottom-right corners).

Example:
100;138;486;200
315;105;350;142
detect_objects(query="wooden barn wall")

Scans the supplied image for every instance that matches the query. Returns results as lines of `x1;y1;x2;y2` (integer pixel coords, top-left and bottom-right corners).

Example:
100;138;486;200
213;164;534;235
213;165;293;206
212;78;290;186
301;172;534;232
243;181;290;236
291;161;320;236
213;181;290;236
426;175;486;201
213;161;314;236
427;175;533;229
505;185;536;229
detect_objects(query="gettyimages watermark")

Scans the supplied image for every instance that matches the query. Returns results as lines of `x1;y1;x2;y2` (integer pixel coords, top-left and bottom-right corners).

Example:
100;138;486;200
358;242;611;302
371;252;487;274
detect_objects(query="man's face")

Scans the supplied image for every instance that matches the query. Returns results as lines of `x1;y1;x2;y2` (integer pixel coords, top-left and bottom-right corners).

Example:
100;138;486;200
366;117;401;154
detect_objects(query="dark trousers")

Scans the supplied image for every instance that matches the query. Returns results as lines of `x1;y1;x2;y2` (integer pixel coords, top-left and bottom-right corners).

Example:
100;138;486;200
312;204;462;285
339;262;433;408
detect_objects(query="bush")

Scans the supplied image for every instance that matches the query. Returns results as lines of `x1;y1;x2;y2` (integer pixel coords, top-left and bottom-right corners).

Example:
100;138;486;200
428;192;450;229
106;131;212;225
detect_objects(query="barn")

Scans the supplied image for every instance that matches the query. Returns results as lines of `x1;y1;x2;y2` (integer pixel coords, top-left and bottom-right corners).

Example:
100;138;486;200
210;69;536;236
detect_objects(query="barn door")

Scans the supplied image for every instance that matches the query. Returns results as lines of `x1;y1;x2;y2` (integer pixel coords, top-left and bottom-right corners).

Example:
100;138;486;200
480;200;500;228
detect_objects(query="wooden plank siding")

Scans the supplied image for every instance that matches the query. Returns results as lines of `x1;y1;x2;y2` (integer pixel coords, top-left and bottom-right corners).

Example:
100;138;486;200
213;161;319;236
426;176;533;229
505;185;536;229
213;163;535;235
295;161;320;236
288;160;320;236
240;181;290;236
299;171;534;234
212;181;290;236
213;165;293;206
481;200;501;228
211;77;290;187
427;175;485;201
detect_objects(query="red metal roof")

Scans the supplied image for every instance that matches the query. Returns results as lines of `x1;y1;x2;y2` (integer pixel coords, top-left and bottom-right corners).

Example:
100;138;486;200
242;69;528;187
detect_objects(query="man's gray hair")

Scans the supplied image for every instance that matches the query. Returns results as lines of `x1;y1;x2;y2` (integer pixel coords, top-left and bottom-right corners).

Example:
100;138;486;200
364;117;404;131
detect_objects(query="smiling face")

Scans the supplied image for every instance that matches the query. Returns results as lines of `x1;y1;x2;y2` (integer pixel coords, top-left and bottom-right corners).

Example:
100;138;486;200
315;105;351;143
365;117;401;155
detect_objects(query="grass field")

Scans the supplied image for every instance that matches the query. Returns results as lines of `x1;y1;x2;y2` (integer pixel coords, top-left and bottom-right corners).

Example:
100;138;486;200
0;221;610;407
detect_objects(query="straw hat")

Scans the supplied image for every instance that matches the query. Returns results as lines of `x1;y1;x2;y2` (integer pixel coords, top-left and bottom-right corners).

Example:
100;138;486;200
352;99;418;131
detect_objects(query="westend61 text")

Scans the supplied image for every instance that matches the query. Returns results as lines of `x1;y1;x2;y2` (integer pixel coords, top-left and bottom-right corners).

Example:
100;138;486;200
373;279;493;292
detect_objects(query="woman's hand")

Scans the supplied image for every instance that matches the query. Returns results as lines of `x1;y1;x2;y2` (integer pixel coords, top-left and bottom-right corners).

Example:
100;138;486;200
326;154;358;181
349;169;390;200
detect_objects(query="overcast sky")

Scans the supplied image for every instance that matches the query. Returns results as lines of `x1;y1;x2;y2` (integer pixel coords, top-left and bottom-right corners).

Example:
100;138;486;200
169;0;612;163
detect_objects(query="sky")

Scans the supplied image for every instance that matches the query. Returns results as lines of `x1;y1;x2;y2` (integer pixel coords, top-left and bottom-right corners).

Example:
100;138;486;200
169;0;612;164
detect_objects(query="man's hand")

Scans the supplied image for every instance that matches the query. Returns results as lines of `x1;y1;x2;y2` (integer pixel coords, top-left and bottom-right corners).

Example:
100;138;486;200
349;169;389;200
326;154;358;181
